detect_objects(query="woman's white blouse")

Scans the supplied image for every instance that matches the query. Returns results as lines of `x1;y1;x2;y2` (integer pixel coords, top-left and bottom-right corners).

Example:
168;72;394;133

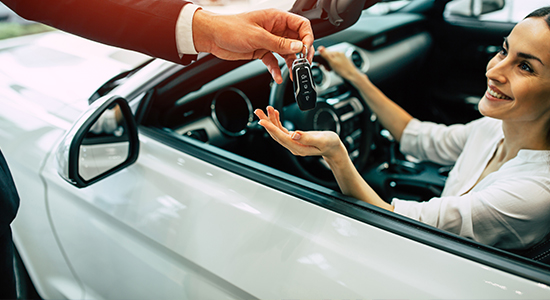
392;117;550;250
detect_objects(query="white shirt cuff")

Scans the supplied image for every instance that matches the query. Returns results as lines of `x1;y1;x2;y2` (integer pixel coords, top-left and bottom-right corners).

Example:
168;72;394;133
176;3;201;57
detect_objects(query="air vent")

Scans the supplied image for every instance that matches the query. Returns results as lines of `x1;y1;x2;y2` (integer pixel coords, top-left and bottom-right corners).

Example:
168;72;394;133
311;65;324;85
351;51;363;69
336;103;354;116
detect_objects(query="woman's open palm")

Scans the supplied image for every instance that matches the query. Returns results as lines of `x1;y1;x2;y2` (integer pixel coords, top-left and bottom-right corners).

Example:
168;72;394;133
254;106;344;158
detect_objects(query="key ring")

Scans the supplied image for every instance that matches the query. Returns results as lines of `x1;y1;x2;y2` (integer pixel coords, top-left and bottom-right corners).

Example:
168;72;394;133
297;44;308;59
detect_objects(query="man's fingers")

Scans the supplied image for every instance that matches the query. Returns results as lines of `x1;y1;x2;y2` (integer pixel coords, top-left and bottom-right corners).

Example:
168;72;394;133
260;52;283;84
307;44;315;62
258;10;312;55
261;34;303;56
283;55;296;81
282;12;314;53
210;47;252;61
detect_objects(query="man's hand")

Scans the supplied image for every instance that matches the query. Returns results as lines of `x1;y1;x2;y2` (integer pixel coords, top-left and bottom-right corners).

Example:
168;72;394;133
193;9;314;84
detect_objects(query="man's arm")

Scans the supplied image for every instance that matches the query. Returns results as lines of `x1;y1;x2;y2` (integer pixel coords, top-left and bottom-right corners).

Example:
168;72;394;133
2;0;197;65
2;0;314;82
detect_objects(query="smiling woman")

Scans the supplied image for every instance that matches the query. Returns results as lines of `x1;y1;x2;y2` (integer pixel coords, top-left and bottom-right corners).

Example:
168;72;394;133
480;8;550;127
256;6;550;254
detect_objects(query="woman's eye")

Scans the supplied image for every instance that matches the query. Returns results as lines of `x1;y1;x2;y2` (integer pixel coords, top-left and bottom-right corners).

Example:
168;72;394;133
499;46;508;56
519;62;534;73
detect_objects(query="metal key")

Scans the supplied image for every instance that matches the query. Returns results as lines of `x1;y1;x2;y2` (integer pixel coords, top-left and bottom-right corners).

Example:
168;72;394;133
292;49;316;111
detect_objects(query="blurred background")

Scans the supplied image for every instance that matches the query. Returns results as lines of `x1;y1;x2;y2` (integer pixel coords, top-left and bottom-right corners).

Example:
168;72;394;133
0;3;53;40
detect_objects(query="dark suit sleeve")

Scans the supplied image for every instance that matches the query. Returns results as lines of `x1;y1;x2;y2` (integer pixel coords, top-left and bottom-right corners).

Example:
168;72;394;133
0;151;19;234
2;0;197;65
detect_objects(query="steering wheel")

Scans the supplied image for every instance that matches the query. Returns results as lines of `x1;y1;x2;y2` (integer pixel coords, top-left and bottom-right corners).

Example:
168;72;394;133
269;65;374;188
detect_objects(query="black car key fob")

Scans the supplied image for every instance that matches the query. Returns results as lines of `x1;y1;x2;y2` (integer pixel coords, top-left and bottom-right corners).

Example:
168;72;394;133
292;52;316;111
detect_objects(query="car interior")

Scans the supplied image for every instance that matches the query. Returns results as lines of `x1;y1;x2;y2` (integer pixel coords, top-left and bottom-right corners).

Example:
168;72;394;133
119;0;550;274
141;3;505;200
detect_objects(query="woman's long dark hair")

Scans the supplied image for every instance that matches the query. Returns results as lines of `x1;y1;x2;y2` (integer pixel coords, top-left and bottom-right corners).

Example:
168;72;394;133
525;6;550;27
525;7;550;147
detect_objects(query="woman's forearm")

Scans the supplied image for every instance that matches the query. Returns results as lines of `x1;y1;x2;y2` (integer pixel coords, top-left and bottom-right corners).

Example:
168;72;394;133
350;74;413;142
323;145;394;211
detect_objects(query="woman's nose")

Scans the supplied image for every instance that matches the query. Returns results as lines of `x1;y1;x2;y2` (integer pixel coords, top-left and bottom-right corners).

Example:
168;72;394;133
486;57;508;84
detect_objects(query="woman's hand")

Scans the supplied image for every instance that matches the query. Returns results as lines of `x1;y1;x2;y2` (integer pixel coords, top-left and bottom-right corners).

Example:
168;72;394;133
254;106;346;160
319;46;412;142
318;46;364;83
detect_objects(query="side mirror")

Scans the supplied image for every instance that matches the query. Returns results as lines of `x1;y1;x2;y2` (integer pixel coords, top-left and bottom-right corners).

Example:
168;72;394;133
446;0;505;18
56;95;139;188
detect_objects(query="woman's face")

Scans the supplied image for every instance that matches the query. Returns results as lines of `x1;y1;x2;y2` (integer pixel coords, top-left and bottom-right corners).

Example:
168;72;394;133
478;17;550;124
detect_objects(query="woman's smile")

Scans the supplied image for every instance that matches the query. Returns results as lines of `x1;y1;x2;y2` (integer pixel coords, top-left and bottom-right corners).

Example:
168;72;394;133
486;85;513;101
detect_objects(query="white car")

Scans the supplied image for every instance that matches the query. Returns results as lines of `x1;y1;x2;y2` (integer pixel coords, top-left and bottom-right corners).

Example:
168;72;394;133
3;0;550;299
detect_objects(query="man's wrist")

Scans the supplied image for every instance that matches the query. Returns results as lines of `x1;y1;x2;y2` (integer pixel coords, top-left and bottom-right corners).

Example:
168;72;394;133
175;3;201;58
192;9;218;54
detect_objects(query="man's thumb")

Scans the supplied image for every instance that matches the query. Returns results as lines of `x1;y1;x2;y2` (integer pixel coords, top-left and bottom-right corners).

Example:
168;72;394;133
268;35;303;55
289;40;304;53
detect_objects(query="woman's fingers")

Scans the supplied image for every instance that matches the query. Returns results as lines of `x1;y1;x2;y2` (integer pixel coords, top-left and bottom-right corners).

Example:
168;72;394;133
255;108;314;155
255;108;286;140
259;106;288;134
272;108;289;134
255;106;333;157
254;108;268;120
266;106;279;127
